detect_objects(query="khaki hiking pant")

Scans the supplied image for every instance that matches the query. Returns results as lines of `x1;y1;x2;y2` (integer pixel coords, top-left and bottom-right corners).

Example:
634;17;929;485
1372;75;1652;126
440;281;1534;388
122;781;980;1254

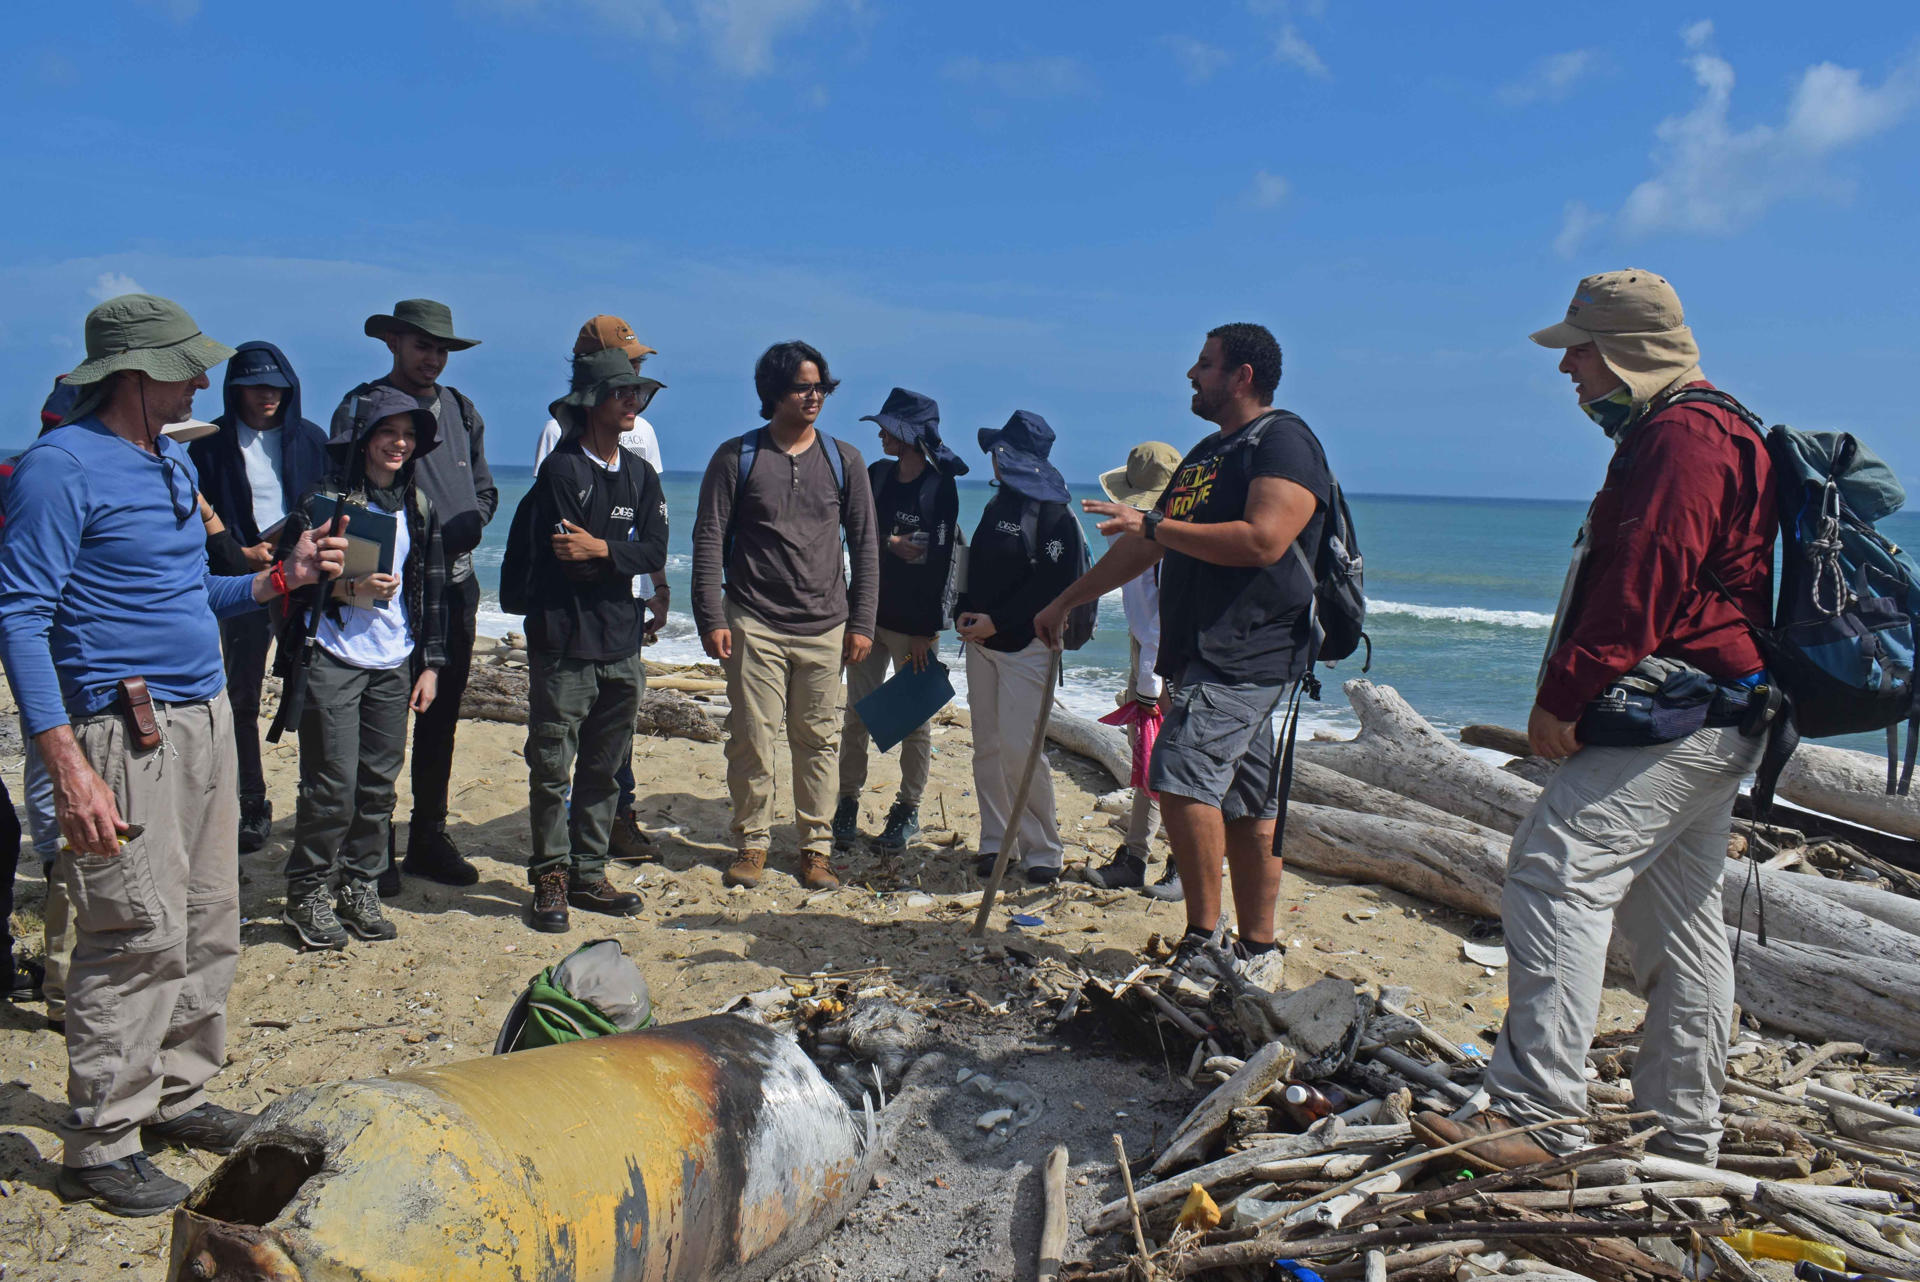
966;639;1062;871
1484;724;1763;1162
838;626;936;810
722;600;845;860
59;691;240;1168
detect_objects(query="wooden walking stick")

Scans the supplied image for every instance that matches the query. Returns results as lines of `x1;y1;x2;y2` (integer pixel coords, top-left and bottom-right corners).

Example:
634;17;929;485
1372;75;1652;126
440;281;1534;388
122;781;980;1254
970;647;1063;937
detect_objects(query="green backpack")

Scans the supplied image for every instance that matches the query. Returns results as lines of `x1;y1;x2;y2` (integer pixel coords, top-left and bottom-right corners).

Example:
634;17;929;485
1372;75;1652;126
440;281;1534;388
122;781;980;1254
493;939;654;1054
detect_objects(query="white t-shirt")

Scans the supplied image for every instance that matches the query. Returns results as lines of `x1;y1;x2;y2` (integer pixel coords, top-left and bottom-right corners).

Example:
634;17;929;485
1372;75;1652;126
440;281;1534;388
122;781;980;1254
237;423;287;534
319;502;414;670
1108;531;1161;698
534;417;664;600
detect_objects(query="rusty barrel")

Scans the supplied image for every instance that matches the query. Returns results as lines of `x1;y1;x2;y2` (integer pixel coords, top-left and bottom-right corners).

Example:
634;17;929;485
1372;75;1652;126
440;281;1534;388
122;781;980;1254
168;1015;874;1282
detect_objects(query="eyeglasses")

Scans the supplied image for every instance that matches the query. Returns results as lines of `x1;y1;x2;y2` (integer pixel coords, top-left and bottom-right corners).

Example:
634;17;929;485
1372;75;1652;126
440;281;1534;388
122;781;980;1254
605;385;659;413
788;381;837;401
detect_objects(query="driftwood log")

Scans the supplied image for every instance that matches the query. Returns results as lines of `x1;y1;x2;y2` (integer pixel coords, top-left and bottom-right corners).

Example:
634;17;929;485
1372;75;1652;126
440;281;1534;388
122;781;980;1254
1779;743;1920;842
1046;706;1129;788
459;664;724;742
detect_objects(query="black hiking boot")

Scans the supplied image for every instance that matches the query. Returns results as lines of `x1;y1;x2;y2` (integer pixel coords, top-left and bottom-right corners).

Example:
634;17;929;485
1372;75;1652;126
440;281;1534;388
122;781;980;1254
568;874;642;918
529;871;570;933
237;797;273;854
1024;864;1062;886
284;887;350;951
831;796;861;848
57;1154;188;1217
974;850;1000;880
404;825;479;887
875;802;919;853
336;880;397;941
143;1102;259;1155
1084;849;1147;890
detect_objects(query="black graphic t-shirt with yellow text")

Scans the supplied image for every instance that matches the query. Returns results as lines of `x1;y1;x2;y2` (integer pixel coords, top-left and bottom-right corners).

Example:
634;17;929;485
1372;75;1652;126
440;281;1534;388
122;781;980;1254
1153;410;1331;685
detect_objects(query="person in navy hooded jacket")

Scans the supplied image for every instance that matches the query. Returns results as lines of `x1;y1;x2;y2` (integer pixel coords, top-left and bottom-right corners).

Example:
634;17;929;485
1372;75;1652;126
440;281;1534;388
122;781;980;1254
189;343;330;852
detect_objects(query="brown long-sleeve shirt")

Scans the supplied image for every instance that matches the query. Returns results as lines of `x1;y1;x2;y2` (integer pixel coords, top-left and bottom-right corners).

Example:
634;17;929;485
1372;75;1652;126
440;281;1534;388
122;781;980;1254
692;427;879;639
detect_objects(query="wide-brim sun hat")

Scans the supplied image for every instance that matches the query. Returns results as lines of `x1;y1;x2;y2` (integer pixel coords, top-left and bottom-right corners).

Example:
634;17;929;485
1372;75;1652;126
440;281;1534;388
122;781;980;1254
1528;268;1701;404
552;346;664;416
1099;441;1182;509
979;409;1070;504
861;387;971;477
63;294;236;386
364;298;481;351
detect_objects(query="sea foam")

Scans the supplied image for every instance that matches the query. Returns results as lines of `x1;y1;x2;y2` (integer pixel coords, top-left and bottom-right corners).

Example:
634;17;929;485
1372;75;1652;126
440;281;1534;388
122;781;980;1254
1367;599;1553;629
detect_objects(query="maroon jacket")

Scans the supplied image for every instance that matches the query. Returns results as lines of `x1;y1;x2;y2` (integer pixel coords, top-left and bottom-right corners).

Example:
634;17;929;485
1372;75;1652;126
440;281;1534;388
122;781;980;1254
1537;382;1778;722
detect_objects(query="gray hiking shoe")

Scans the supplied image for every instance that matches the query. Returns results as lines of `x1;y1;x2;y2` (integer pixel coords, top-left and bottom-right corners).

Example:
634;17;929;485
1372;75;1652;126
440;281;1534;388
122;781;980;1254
336;880;397;941
1143;862;1185;902
284;886;349;951
875;802;919;852
831;796;861;847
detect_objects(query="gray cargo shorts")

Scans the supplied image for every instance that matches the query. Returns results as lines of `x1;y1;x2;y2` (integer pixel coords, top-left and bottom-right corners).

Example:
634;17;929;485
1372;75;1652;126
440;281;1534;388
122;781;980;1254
1148;670;1291;823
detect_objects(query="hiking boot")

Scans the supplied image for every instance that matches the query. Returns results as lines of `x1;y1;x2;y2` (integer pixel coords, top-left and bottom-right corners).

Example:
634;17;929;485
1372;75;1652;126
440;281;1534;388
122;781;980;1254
5;954;44;1000
875;802;919;853
377;859;402;899
57;1154;188;1217
284;886;349;951
1025;864;1062;886
974;851;1001;880
336;880;397;941
800;851;840;891
568;874;641;917
1411;1108;1556;1172
144;1102;258;1155
607;813;659;864
723;848;767;889
1165;931;1231;988
237;797;272;854
831;796;861;848
1084;849;1147;890
529;870;570;933
1144;862;1186;902
403;825;479;887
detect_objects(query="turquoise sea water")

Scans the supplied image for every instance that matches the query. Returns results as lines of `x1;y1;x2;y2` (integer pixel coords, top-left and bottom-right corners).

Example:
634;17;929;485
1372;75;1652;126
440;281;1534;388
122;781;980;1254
474;467;1920;751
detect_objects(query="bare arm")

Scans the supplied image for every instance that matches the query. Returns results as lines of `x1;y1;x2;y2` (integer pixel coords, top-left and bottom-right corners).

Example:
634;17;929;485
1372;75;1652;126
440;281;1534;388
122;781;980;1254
1091;476;1318;568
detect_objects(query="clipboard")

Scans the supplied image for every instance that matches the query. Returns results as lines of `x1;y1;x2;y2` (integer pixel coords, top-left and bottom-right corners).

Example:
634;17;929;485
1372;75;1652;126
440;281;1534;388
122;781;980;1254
309;494;399;608
853;657;955;752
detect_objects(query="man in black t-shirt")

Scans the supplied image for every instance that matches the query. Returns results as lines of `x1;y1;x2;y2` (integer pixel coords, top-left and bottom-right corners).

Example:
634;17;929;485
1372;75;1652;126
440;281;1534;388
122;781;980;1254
1036;323;1328;978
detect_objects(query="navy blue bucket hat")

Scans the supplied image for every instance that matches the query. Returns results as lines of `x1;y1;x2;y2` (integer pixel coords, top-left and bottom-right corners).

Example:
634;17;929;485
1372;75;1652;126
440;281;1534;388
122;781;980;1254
979;410;1069;503
225;345;294;389
331;383;441;465
860;387;970;477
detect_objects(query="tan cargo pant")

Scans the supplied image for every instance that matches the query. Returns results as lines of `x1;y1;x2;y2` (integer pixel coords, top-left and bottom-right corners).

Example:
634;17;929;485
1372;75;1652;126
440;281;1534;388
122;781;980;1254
59;692;241;1167
838;626;936;809
966;639;1063;871
722;600;846;860
1484;724;1763;1162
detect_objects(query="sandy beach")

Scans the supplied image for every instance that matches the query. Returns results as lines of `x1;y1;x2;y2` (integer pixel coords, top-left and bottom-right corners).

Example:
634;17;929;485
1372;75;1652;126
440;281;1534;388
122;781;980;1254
0;660;1649;1280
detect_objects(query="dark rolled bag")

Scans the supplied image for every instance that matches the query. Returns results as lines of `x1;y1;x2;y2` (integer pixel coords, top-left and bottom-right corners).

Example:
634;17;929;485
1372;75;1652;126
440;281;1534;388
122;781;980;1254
1576;656;1768;747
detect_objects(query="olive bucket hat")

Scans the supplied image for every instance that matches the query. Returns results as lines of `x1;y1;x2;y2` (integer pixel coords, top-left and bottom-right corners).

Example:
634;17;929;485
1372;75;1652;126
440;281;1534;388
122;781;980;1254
549;346;664;419
62;294;237;386
363;298;481;350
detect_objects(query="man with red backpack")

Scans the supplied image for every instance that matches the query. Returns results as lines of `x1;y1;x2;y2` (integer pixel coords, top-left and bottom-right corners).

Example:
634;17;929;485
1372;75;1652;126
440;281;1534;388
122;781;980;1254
1415;270;1779;1172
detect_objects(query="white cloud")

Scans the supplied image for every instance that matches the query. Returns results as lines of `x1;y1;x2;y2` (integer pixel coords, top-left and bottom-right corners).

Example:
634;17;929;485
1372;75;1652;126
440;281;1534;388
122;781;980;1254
1553;201;1604;258
1273;24;1328;78
90;272;144;302
943;55;1093;99
1497;49;1594;106
1681;19;1714;52
1619;40;1920;236
1247;170;1291;209
1162;34;1231;84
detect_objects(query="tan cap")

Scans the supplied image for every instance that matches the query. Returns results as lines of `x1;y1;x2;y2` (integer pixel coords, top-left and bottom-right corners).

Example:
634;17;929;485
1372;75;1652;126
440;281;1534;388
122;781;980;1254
1530;269;1685;348
1098;441;1183;509
573;314;656;361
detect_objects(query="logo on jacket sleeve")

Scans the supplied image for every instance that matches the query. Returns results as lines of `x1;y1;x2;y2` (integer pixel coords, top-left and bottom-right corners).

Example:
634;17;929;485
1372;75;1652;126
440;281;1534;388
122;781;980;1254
1044;538;1065;562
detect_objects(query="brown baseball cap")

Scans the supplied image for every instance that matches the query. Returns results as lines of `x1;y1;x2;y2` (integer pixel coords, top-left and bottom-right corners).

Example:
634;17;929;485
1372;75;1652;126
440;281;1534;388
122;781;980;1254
574;314;656;361
1530;269;1686;347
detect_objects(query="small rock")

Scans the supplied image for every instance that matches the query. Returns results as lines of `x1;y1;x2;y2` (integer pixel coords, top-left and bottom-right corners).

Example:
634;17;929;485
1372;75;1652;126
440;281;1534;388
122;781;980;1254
403;1031;426;1044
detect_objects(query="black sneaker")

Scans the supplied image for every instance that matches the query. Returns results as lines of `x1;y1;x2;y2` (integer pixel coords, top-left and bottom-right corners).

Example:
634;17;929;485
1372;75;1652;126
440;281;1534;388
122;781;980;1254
284;886;349;951
237;796;272;854
336;880;397;941
1084;849;1147;890
875;802;919;853
1024;864;1062;886
57;1154;188;1217
5;954;45;1000
377;860;402;899
1143;862;1186;902
143;1102;258;1155
974;851;1000;880
831;796;861;848
404;825;479;887
568;874;642;917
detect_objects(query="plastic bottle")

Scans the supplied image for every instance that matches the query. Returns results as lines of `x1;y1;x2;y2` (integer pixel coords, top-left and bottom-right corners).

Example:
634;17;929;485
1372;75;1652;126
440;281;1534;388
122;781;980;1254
1282;1083;1332;1127
1726;1229;1846;1271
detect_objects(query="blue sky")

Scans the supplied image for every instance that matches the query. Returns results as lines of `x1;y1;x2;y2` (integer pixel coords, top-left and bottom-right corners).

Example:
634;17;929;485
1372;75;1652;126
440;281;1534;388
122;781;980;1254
3;1;1917;499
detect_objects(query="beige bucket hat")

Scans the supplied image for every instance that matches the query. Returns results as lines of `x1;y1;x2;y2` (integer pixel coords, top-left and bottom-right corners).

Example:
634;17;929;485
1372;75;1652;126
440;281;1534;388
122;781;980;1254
1099;441;1182;509
1530;269;1702;405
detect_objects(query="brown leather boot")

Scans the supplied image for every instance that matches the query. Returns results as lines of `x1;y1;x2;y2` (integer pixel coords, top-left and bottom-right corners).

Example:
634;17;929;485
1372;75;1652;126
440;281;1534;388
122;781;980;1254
800;850;840;891
723;847;767;889
1411;1108;1556;1173
528;870;570;933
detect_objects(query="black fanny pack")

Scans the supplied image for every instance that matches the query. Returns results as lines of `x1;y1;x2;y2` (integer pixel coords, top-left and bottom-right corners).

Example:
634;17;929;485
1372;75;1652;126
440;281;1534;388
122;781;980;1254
1576;658;1779;748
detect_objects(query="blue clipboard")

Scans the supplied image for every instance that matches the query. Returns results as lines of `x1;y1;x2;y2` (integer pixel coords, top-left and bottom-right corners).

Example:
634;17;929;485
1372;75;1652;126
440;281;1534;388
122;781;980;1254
853;658;955;752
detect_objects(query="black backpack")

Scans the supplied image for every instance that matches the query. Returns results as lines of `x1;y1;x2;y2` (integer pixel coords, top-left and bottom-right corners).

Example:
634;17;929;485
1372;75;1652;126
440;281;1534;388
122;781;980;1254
1014;500;1097;650
872;460;965;629
498;445;646;618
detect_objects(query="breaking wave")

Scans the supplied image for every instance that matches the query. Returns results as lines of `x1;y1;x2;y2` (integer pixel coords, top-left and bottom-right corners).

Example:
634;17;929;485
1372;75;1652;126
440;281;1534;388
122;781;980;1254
1368;599;1554;629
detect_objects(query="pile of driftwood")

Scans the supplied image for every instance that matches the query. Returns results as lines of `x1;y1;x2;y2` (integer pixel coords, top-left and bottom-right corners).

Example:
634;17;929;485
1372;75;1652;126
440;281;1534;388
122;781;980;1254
1050;679;1920;1281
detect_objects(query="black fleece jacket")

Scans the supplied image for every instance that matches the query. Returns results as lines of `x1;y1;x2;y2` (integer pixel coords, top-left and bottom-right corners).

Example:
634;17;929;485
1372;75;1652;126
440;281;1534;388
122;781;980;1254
527;436;669;662
956;488;1084;653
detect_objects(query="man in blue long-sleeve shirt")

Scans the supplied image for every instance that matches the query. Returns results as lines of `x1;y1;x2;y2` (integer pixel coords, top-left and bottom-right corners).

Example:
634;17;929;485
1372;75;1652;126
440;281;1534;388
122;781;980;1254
0;294;345;1217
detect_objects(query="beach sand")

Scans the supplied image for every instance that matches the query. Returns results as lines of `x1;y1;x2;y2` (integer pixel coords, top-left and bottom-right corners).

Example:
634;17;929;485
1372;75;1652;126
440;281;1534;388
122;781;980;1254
0;667;1648;1280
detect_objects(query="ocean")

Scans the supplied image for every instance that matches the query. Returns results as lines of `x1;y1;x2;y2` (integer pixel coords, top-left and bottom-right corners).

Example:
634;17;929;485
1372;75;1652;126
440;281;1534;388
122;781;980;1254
476;468;1920;754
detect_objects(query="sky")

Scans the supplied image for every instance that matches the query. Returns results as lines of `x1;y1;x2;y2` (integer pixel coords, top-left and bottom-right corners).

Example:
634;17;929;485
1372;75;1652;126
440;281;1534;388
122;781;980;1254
2;1;1917;499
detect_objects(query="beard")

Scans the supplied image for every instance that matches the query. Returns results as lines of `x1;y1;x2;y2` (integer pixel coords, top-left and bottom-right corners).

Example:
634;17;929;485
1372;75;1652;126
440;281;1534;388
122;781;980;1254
1189;384;1225;421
